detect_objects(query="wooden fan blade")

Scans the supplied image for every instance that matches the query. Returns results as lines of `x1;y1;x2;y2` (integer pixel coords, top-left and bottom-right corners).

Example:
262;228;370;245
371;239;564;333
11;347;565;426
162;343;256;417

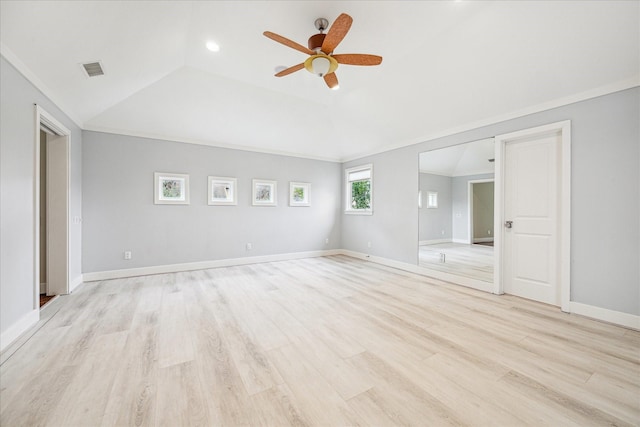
321;13;353;54
275;63;305;77
332;54;382;66
324;72;339;89
263;31;314;55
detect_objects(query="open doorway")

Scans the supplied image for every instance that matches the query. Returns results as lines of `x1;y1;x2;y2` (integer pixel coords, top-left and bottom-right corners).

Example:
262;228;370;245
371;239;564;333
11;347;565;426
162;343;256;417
35;106;71;310
469;179;494;247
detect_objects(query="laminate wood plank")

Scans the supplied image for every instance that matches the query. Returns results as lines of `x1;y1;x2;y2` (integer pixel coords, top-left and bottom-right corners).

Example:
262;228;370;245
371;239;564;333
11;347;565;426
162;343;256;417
248;383;311;426
101;310;159;427
267;344;360;425
348;351;466;426
1;255;638;426
46;330;129;426
155;361;210;426
208;276;285;396
186;282;256;426
156;276;195;368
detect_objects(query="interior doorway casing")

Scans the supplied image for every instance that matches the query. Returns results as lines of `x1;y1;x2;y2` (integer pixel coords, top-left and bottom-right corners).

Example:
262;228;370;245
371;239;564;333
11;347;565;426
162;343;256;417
494;120;571;312
34;105;71;309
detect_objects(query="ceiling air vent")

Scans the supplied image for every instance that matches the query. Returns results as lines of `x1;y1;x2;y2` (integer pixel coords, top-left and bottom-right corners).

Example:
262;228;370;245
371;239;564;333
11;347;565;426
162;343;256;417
81;61;104;77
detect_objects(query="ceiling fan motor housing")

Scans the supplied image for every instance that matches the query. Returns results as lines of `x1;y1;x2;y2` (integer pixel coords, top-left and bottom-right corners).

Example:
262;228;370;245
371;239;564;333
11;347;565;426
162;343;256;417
308;33;326;52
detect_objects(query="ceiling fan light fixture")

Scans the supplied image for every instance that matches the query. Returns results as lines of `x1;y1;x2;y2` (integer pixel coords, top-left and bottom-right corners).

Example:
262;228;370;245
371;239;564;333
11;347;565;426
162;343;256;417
304;54;338;77
312;56;330;76
206;40;220;52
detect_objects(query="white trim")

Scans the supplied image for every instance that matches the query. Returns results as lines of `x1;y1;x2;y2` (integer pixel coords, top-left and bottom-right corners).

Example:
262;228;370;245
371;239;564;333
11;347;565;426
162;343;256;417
35;105;72;308
82;250;342;281
69;275;84;293
342;78;639;163
84;126;342;163
344;163;373;214
568;302;639;331
1;45;83;128
473;237;494;243
452;238;470;244
0;309;39;352
494;120;571;310
419;239;451;246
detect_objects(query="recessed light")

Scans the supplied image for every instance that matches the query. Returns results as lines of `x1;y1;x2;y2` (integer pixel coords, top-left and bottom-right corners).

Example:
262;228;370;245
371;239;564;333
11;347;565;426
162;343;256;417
206;41;220;52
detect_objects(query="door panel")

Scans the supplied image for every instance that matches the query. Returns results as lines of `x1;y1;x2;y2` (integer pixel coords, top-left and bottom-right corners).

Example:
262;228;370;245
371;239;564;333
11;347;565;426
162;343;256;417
503;132;559;305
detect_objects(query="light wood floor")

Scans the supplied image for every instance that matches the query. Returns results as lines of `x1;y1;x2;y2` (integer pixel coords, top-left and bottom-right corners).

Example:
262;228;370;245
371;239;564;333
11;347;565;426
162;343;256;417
1;255;638;426
419;243;494;282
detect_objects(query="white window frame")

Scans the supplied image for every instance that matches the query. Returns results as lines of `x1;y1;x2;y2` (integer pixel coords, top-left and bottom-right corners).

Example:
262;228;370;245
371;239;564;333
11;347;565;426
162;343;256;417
345;164;373;215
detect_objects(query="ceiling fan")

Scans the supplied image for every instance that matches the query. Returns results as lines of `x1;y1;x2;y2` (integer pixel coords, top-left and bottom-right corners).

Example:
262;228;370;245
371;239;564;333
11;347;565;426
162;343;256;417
263;13;382;89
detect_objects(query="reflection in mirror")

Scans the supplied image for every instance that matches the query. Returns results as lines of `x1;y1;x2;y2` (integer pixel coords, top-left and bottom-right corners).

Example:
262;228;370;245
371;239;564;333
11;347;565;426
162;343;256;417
418;138;495;283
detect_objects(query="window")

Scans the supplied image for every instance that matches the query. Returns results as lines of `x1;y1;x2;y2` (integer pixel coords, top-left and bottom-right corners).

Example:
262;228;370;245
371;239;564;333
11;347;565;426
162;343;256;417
345;164;373;214
427;191;438;208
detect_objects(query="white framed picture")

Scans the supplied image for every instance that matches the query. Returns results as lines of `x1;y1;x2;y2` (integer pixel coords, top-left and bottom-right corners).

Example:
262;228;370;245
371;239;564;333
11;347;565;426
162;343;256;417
252;179;277;206
208;176;237;206
289;182;310;207
154;172;189;205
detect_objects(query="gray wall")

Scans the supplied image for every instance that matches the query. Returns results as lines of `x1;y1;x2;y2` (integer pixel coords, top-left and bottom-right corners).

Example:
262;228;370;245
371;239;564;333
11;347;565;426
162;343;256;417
452;173;494;242
342;87;639;316
418;173;452;242
341;148;418;262
0;55;83;336
82;131;342;272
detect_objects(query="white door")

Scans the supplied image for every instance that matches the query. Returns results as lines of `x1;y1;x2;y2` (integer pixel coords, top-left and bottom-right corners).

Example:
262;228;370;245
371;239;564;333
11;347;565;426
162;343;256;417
503;131;560;305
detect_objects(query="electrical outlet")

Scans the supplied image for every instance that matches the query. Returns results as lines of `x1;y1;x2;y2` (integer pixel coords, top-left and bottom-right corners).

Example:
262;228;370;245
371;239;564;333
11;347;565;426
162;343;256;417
325;238;329;245
441;230;445;235
124;251;132;260
488;230;492;235
246;243;252;251
367;241;372;249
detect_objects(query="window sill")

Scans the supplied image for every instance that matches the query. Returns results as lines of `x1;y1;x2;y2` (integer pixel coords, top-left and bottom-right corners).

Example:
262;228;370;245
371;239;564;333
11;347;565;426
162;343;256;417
344;210;373;216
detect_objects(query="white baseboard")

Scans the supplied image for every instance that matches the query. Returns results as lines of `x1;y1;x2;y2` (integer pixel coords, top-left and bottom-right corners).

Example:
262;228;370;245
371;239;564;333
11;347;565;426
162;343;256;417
83;249;342;282
339;250;495;294
452;238;471;244
473;237;494;243
419;239;451;246
69;274;83;293
569;301;639;330
1;309;39;352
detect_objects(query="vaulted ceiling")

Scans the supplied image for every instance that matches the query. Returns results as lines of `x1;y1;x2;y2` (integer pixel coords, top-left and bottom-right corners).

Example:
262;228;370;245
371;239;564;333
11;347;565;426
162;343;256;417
1;1;638;161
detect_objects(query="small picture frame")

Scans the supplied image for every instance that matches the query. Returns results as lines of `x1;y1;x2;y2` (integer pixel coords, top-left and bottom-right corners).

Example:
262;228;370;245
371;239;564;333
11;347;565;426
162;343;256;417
154;172;189;205
289;182;310;207
208;176;237;206
252;179;277;206
427;191;438;209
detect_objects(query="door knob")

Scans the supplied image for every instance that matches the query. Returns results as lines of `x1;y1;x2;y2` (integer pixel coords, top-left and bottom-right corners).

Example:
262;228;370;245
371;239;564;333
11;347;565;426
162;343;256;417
505;221;513;229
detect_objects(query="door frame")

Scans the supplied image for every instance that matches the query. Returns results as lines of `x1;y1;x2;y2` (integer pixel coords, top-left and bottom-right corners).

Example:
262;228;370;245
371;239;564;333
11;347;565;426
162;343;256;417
34;105;71;308
468;179;494;244
493;120;571;312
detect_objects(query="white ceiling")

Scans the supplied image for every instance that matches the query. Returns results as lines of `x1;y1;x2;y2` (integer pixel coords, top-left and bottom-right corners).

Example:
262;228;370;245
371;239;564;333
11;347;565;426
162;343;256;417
1;1;638;162
420;138;495;177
